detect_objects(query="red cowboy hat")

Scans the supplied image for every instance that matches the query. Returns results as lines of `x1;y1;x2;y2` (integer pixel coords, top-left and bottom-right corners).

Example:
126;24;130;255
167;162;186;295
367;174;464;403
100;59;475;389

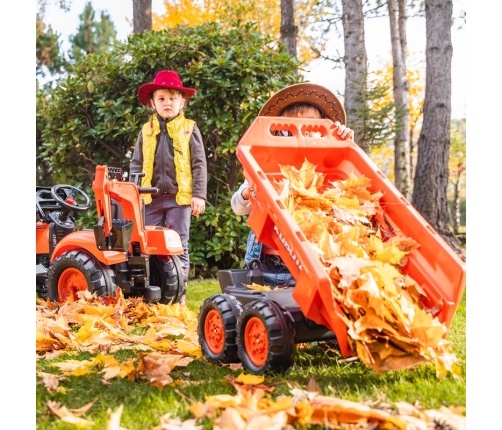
137;70;197;106
258;83;346;124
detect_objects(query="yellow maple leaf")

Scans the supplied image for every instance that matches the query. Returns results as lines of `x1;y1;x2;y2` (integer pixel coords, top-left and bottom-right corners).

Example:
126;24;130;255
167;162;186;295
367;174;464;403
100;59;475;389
243;283;272;291
175;339;202;357
235;373;265;386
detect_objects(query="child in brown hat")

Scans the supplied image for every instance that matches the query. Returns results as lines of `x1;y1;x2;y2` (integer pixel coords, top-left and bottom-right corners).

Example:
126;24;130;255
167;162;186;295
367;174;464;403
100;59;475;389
130;70;207;305
231;83;354;287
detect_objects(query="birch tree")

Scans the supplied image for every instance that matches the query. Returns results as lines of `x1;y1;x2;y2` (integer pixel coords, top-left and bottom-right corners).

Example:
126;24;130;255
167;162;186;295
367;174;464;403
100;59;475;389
341;0;369;154
388;0;411;199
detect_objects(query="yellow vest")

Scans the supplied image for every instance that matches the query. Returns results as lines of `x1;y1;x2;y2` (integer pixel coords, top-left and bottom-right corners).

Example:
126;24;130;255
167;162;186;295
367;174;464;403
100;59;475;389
140;113;195;205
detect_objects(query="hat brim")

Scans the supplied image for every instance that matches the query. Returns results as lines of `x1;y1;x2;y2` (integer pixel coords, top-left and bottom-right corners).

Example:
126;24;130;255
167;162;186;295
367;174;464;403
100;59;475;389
258;83;346;125
137;83;197;107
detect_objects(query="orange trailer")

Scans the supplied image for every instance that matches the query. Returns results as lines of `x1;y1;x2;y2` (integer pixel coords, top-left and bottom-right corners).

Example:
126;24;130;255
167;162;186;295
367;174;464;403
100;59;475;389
198;116;466;373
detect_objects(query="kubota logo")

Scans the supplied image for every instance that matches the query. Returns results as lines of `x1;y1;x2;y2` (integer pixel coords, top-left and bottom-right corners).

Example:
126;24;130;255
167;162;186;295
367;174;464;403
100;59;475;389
273;225;302;271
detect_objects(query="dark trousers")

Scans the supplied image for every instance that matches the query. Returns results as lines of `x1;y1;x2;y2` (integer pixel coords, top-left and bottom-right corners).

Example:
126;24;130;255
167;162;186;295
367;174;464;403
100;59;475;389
145;194;191;269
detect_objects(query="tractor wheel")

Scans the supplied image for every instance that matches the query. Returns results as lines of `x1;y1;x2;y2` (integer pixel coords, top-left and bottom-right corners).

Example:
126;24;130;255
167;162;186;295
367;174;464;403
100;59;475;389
47;249;116;302
198;294;243;365
150;255;187;305
236;299;296;374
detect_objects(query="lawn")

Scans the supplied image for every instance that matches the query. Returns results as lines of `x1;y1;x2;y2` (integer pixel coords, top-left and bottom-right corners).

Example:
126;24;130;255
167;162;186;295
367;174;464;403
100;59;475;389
36;279;466;429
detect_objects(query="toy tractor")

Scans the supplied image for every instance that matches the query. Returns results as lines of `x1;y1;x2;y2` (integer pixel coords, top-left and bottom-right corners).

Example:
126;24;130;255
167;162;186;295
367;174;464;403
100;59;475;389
36;166;186;304
197;116;466;374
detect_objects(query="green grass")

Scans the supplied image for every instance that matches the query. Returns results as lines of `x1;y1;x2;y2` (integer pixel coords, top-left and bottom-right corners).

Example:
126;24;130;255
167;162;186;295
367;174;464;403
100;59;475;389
36;280;466;429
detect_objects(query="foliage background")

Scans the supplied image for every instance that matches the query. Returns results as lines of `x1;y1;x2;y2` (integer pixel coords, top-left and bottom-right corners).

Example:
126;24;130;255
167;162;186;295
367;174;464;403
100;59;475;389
38;22;300;276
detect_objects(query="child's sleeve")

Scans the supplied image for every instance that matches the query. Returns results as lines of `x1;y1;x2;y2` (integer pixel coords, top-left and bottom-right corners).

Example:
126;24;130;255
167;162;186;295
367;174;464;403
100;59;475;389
231;180;252;216
190;125;207;200
130;131;144;174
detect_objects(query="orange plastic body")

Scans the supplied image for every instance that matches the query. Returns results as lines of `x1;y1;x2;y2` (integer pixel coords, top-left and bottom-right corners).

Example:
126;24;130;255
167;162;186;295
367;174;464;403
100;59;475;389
237;117;466;357
50;230;128;264
36;222;50;255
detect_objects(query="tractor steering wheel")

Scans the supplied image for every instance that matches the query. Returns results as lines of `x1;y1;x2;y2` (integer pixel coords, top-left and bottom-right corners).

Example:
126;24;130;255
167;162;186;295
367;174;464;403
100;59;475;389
50;184;92;213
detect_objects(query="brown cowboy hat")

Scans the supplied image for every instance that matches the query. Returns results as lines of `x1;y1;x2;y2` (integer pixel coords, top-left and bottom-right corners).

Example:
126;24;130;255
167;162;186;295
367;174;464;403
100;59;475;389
137;70;197;106
258;83;346;124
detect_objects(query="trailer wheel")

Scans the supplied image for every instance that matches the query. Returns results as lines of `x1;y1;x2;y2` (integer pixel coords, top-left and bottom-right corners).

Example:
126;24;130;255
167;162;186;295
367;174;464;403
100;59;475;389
198;294;243;364
236;300;296;374
150;255;186;305
47;249;116;302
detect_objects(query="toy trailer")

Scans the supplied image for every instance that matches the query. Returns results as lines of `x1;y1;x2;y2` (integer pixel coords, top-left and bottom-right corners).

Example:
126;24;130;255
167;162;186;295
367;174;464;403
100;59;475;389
197;116;466;374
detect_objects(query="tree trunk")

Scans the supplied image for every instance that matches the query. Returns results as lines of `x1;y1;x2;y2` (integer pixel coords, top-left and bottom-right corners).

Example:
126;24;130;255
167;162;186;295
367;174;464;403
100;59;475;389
341;0;369;154
280;0;297;58
412;0;462;256
388;0;411;199
133;0;152;34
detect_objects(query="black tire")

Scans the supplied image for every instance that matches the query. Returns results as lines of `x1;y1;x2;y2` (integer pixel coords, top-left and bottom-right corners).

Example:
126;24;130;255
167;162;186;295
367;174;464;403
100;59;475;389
236;299;296;374
47;249;116;302
150;255;187;304
198;294;243;365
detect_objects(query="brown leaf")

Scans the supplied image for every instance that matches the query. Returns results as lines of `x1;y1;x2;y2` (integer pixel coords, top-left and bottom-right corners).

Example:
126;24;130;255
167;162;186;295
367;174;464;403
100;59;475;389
306;377;322;395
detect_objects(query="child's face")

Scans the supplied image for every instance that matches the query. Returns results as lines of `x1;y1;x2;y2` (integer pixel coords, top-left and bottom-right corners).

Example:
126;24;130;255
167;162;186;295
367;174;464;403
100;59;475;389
150;89;185;120
283;106;323;137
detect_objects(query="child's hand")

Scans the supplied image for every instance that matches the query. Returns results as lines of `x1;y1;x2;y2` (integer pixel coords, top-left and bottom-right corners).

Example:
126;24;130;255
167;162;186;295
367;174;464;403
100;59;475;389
191;197;206;216
333;121;354;140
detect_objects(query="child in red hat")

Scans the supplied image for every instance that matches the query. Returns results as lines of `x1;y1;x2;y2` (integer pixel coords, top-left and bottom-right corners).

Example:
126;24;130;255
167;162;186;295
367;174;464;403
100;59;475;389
130;70;207;306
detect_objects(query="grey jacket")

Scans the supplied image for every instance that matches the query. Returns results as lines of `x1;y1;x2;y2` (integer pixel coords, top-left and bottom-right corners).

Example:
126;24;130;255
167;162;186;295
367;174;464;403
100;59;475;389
130;114;207;200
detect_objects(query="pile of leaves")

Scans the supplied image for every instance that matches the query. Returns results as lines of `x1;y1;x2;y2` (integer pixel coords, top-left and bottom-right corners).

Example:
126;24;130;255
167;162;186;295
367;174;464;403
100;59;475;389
36;288;200;388
268;159;460;377
186;375;466;430
41;375;466;429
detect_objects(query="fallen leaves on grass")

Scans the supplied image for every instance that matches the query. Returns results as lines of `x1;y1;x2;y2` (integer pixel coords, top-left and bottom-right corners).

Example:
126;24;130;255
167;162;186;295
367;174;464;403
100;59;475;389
37;288;200;358
37;371;66;395
184;379;466;430
37;289;200;385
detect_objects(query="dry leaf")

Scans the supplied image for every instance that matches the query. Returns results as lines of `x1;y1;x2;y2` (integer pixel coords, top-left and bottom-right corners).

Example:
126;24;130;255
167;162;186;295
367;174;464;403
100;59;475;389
107;404;128;430
306;377;322;395
153;413;202;430
46;401;95;427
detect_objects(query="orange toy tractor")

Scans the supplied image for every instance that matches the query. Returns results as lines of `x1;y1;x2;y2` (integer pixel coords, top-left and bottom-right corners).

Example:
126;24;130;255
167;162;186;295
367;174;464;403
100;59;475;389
197;116;466;374
36;166;187;304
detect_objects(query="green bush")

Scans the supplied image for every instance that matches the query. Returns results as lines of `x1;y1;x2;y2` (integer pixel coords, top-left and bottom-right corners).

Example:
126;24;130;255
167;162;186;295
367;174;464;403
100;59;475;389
37;21;300;273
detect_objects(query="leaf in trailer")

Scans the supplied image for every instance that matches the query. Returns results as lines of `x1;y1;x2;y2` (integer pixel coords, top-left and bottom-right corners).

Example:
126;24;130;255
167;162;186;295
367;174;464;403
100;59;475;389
243;283;272;291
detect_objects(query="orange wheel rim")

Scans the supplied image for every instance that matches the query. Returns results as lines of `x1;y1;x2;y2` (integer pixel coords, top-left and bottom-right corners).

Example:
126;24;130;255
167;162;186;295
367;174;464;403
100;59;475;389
204;309;224;355
244;316;268;367
58;268;88;302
